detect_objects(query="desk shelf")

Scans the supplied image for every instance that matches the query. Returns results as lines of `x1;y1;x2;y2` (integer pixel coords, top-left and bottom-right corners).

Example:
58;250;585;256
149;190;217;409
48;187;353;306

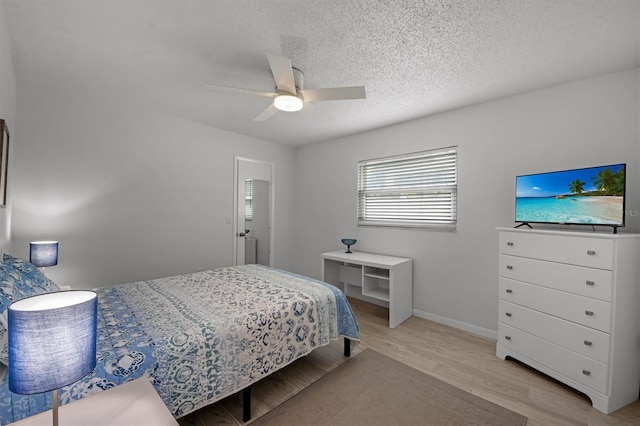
363;266;390;301
322;250;412;328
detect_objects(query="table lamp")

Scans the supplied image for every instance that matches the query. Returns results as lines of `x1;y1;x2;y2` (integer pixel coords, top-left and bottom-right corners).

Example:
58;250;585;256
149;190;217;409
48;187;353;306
29;241;59;274
8;291;98;426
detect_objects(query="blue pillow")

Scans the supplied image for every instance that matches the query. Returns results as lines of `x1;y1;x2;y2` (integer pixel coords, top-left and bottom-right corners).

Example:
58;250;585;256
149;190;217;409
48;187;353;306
0;262;40;311
2;253;60;293
0;258;60;366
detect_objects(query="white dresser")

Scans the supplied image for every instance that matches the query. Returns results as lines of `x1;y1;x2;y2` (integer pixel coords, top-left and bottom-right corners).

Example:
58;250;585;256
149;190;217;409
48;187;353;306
496;228;640;414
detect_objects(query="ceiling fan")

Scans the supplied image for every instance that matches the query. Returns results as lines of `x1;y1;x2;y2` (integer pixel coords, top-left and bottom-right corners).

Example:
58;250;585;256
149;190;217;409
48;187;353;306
206;53;366;121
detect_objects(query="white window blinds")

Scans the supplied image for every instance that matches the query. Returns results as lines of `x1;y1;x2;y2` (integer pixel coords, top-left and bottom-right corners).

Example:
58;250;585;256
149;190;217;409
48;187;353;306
245;179;253;220
357;147;457;229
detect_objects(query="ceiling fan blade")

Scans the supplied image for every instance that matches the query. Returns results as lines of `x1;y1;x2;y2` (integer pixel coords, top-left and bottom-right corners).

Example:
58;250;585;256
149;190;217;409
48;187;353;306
206;84;277;98
300;86;366;102
266;53;296;94
253;104;279;121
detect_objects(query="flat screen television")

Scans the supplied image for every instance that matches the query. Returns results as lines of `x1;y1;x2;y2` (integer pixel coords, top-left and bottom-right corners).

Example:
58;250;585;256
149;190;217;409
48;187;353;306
515;163;626;232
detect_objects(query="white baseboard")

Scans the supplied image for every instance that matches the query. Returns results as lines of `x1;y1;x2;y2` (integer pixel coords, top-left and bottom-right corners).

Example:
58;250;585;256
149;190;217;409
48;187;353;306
412;308;498;340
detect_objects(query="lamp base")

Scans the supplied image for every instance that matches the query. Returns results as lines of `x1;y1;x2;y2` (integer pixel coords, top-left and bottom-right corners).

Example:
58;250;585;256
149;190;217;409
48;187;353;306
53;388;59;426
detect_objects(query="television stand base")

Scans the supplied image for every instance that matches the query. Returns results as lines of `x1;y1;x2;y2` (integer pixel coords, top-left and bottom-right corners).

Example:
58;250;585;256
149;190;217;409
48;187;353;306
514;222;532;229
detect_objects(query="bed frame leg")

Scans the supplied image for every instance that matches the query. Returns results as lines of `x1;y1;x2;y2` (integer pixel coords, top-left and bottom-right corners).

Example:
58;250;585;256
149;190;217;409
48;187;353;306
344;337;351;357
242;386;251;422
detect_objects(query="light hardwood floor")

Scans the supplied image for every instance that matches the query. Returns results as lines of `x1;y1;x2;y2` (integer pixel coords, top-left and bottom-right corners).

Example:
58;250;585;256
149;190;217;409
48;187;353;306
179;298;640;426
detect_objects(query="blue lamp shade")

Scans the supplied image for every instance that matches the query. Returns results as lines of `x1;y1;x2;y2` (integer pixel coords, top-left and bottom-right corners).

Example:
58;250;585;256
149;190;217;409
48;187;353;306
8;291;97;395
29;241;59;268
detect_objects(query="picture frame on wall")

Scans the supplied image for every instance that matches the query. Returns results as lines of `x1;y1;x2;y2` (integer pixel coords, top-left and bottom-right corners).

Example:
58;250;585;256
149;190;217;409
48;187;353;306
0;119;9;207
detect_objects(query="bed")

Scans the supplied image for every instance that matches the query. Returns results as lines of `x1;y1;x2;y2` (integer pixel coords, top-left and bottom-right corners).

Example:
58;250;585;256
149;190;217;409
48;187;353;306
0;256;359;424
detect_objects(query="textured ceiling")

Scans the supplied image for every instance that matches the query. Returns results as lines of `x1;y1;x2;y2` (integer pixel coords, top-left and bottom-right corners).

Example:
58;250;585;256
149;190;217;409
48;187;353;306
3;0;639;147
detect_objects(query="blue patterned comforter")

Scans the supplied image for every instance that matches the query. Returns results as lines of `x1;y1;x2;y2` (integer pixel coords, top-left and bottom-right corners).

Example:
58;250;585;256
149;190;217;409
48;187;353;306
0;264;359;423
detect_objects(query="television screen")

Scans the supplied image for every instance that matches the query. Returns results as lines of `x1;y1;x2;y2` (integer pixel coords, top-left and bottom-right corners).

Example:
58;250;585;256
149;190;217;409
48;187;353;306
515;163;626;227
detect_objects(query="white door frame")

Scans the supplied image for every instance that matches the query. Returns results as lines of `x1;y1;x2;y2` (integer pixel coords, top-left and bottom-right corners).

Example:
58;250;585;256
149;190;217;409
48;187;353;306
232;156;275;266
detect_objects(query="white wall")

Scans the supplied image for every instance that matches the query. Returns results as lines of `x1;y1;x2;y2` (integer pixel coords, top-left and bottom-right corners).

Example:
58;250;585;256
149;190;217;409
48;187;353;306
292;68;640;337
10;81;296;289
0;2;15;252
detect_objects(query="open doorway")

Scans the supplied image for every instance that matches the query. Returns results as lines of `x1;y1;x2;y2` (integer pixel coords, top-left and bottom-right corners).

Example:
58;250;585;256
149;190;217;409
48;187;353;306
233;157;274;266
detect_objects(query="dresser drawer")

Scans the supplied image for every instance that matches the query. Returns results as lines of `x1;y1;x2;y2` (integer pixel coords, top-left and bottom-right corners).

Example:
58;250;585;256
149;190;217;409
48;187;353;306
499;255;613;301
499;324;608;394
500;231;614;269
499;300;610;363
499;278;611;332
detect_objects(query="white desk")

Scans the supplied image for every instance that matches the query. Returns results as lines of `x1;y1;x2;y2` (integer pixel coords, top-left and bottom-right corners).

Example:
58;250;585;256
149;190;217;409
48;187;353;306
322;250;413;328
9;378;178;426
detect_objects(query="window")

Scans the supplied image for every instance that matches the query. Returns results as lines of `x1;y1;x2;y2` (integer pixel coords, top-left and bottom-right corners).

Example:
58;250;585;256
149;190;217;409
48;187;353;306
357;146;457;229
245;179;253;220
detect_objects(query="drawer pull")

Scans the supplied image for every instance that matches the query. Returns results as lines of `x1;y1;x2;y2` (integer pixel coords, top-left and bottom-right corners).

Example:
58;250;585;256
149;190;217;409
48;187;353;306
584;340;593;346
507;242;514;246
587;250;596;256
585;310;594;316
582;369;591;376
506;289;513;294
505;336;511;341
585;280;595;286
505;312;512;317
506;265;513;270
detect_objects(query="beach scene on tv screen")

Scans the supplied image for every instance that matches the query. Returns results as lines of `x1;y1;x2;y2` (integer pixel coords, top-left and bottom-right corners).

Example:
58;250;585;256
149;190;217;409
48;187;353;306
515;164;625;225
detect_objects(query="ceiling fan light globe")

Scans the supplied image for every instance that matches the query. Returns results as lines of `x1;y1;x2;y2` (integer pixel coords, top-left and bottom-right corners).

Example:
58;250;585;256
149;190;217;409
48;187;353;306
274;94;303;112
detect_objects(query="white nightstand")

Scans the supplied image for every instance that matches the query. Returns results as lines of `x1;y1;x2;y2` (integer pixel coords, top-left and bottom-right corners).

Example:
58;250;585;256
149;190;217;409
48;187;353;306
9;378;178;426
